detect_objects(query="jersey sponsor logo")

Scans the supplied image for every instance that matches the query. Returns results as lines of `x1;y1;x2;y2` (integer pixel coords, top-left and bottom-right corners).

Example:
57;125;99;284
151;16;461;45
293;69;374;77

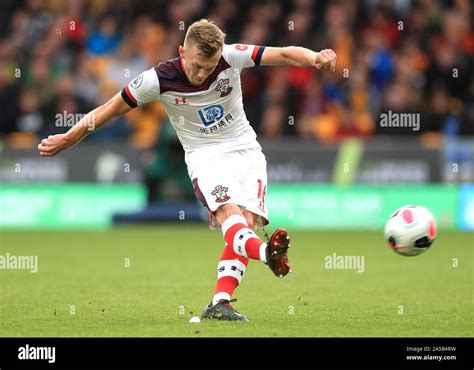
211;185;230;203
199;113;234;135
131;74;143;89
235;44;248;51
215;78;233;97
198;104;224;127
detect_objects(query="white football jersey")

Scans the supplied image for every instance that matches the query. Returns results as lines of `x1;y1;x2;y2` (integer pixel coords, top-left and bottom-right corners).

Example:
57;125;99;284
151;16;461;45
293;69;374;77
121;43;266;177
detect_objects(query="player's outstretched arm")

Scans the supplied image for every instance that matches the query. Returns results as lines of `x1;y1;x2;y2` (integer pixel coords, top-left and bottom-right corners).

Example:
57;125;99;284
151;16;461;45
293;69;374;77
37;92;132;157
260;46;336;71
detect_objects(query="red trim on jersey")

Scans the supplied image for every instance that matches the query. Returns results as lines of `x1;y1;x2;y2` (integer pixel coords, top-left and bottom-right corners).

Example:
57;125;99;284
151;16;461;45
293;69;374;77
251;46;266;65
251;46;259;61
125;86;137;105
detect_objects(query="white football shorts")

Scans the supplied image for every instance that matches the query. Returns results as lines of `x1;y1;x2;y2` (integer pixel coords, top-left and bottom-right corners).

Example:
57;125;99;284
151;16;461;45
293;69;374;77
191;148;269;231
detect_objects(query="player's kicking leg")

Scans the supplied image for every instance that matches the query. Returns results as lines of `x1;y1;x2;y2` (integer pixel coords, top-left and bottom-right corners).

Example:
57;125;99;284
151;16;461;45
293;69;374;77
201;204;291;321
243;208;292;278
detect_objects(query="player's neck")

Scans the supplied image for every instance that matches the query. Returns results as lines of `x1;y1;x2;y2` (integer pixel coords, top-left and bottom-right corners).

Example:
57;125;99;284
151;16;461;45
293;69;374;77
179;57;188;78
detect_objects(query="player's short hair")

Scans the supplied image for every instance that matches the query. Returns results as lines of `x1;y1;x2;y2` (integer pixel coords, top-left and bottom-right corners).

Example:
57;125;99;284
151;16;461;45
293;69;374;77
184;19;226;57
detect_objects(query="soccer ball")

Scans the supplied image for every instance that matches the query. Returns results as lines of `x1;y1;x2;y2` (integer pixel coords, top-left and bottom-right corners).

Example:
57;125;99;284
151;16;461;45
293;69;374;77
384;205;437;256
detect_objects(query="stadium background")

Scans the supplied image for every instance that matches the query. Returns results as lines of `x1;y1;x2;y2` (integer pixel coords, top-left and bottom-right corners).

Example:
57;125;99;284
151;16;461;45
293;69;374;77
0;0;473;338
1;0;473;230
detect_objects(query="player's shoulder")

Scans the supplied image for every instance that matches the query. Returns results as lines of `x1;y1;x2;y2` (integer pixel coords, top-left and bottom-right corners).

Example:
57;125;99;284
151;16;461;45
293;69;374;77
126;67;160;94
222;43;253;58
222;43;265;68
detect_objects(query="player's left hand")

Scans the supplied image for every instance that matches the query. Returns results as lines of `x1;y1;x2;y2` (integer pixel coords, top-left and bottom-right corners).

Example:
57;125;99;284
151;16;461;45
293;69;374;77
314;49;337;72
38;134;71;156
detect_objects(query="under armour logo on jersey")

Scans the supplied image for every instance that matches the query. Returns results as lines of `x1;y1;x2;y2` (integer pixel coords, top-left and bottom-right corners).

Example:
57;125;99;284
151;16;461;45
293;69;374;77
174;97;188;105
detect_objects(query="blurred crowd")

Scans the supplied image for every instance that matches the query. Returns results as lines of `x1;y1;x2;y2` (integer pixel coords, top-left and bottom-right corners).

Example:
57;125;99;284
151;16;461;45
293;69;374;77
0;0;473;149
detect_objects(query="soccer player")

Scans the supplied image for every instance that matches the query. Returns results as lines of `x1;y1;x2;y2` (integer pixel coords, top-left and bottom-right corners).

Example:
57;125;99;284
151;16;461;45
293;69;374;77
38;19;336;321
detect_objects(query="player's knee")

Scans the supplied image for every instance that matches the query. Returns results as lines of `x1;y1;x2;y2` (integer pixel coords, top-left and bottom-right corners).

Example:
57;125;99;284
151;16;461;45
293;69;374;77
243;212;258;230
215;204;257;230
215;203;243;225
244;215;254;229
216;203;240;215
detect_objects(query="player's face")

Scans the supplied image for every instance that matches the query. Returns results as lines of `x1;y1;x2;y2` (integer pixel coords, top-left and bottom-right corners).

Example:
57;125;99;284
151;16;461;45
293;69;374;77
179;44;221;86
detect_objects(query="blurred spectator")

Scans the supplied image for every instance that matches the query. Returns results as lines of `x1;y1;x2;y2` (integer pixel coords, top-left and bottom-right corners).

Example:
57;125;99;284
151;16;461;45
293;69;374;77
86;16;121;55
40;73;88;136
0;40;21;134
0;0;472;147
17;89;43;134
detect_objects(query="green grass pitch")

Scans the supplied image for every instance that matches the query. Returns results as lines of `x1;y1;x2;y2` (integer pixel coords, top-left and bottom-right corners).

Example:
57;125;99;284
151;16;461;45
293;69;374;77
1;225;472;337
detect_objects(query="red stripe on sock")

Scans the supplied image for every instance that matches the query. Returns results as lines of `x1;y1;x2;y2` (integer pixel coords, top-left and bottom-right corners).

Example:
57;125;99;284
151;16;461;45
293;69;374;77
220;244;249;265
224;223;264;260
244;237;263;260
214;276;239;296
214;245;249;296
224;223;247;248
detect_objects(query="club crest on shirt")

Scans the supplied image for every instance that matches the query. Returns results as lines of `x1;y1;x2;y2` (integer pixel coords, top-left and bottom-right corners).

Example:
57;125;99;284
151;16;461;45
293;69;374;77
215;78;233;97
211;185;230;203
131;74;143;89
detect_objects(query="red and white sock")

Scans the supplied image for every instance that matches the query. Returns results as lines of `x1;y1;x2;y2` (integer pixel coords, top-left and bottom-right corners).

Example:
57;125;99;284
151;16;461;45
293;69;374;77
221;214;267;262
212;244;249;306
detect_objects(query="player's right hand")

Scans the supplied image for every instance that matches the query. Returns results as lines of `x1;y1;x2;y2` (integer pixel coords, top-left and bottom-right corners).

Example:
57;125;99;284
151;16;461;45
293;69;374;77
38;134;71;157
